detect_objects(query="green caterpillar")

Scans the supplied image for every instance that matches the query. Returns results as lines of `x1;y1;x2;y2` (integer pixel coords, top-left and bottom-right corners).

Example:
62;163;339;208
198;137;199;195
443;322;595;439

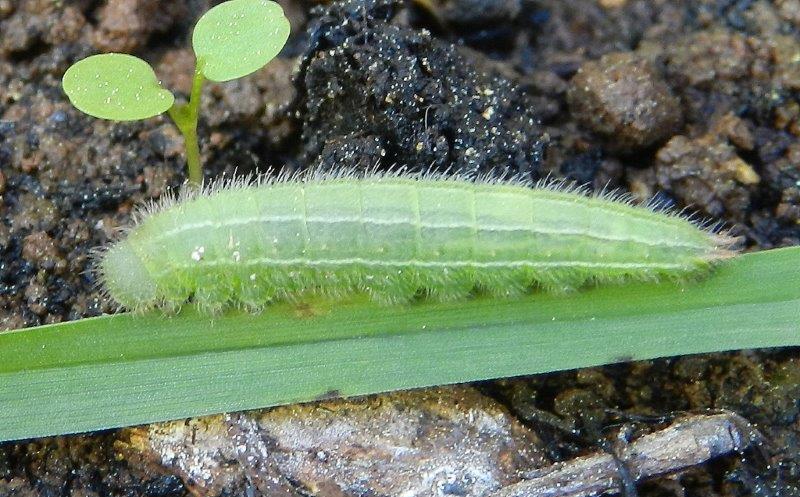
98;171;737;314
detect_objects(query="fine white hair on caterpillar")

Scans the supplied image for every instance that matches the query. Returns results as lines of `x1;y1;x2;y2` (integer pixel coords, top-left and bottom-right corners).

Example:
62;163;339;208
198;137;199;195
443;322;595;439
95;168;739;314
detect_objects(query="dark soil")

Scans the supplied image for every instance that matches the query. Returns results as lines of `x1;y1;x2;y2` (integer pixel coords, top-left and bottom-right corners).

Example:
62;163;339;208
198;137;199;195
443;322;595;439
1;0;798;496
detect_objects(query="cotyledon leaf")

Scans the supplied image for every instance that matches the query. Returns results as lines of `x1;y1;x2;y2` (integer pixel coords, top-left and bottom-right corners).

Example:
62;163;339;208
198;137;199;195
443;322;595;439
62;54;174;121
192;0;290;82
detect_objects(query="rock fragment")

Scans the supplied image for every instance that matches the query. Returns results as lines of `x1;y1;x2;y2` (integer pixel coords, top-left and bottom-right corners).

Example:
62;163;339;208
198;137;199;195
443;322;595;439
119;387;546;497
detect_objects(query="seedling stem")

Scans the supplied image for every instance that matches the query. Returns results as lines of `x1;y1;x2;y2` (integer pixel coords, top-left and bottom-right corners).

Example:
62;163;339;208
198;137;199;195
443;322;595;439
168;65;206;186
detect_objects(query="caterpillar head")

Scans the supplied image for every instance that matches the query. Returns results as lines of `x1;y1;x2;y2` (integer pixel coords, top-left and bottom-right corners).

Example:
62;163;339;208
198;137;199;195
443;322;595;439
99;240;157;311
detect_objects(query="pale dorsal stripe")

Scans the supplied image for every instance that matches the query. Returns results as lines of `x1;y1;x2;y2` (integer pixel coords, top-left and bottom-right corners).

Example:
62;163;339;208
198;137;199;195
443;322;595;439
147;214;709;251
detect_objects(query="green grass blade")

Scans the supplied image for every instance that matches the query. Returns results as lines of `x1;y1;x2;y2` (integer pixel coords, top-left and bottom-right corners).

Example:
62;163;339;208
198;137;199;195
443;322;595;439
1;247;798;442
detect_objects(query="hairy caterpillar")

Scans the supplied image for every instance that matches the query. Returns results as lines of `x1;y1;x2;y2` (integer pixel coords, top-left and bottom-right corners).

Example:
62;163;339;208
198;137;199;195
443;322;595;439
97;171;738;314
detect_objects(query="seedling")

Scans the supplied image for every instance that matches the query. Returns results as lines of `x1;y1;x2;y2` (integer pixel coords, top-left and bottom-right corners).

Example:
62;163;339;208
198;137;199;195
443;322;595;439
62;0;290;186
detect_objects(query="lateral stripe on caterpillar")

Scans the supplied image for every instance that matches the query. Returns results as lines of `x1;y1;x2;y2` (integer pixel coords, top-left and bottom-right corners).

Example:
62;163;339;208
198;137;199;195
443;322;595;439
97;171;738;314
155;257;690;274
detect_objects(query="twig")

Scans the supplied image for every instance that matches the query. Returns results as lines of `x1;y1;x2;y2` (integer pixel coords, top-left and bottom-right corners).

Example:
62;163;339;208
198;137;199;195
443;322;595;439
490;412;757;497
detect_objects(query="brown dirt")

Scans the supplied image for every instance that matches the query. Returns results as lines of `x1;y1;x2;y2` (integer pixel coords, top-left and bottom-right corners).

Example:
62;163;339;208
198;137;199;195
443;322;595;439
1;0;798;496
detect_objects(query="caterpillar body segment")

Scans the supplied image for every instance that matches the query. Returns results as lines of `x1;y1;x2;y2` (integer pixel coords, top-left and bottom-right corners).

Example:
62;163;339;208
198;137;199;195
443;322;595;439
98;173;737;314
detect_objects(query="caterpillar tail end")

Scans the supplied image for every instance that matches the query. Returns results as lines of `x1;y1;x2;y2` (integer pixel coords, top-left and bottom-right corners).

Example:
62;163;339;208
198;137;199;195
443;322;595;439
99;240;157;311
709;232;745;261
